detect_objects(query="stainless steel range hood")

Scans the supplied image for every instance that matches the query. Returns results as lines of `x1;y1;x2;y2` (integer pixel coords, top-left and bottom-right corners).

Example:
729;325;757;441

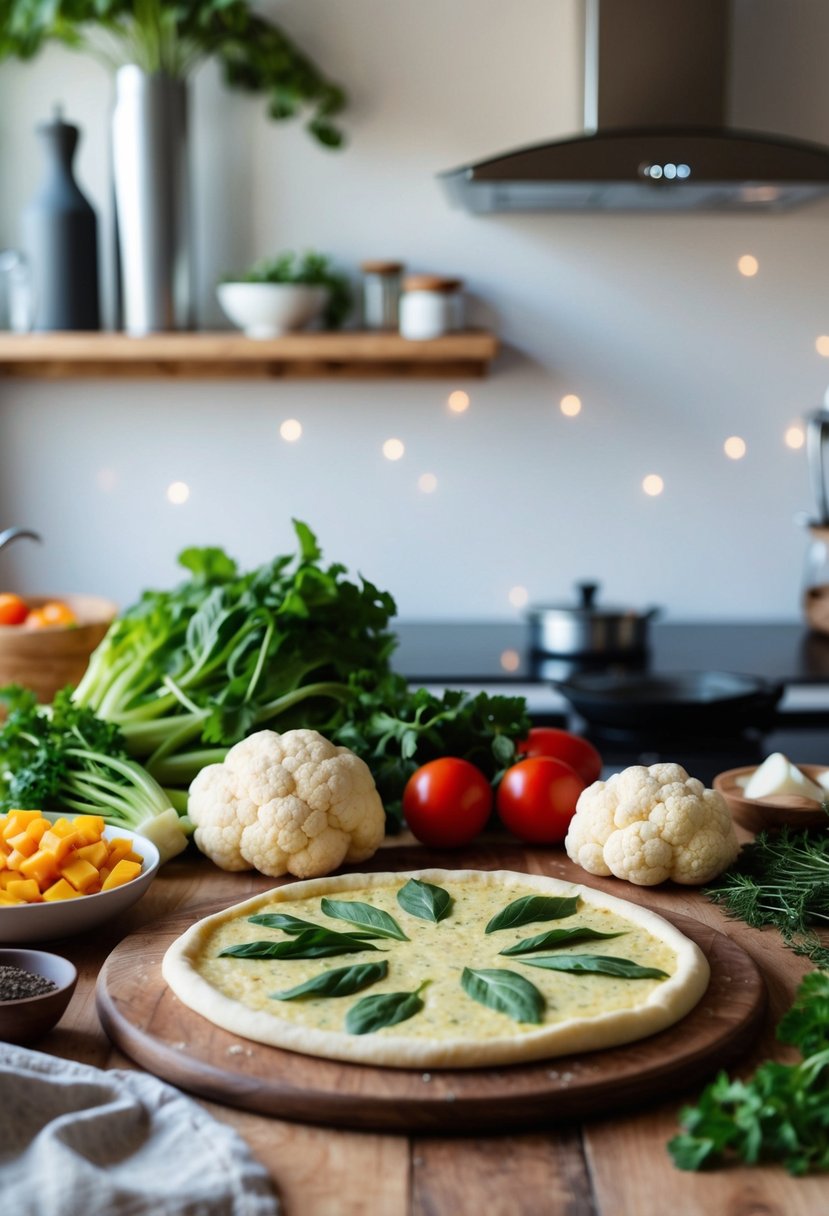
439;0;829;213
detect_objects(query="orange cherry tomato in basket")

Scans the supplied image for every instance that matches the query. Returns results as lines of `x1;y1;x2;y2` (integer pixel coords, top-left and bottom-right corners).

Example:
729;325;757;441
0;593;29;626
25;600;77;629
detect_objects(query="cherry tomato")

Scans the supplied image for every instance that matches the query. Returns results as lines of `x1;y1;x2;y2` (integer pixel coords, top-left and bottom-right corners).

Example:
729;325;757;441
25;600;77;629
496;756;586;844
402;757;493;848
0;593;29;626
517;726;602;785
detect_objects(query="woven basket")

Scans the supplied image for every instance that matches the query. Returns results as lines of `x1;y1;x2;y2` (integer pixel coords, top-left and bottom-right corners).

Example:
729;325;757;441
0;594;117;704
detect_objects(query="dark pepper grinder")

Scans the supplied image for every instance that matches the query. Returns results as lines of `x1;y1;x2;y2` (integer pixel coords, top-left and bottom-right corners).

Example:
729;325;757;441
22;106;100;330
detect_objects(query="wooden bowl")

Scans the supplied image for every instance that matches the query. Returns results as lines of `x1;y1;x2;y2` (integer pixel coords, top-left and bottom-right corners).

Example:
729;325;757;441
0;948;77;1044
0;593;116;703
713;764;829;833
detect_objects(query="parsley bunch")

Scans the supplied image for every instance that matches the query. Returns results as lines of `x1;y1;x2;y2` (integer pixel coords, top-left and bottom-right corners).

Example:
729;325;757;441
669;970;829;1175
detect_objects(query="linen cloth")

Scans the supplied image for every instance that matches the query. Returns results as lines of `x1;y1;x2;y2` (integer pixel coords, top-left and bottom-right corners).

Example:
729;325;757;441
0;1044;280;1216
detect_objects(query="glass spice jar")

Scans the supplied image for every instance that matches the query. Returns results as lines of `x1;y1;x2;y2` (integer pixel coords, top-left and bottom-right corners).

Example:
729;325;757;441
399;275;463;340
360;261;403;330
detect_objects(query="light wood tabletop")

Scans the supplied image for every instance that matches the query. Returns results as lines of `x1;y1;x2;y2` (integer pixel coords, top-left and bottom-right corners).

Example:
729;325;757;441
34;838;829;1216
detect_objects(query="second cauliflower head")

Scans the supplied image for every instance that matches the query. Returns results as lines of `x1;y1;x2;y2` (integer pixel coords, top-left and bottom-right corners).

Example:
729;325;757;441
188;728;386;879
564;762;739;886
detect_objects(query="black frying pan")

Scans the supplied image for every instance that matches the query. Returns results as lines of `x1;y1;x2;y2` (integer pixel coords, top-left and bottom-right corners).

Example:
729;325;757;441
553;671;784;732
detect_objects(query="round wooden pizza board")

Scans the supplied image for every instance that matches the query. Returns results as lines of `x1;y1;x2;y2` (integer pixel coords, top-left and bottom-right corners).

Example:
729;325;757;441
96;903;765;1133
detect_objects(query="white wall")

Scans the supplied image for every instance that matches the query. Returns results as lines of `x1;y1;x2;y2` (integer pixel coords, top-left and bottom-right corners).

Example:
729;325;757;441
1;0;828;623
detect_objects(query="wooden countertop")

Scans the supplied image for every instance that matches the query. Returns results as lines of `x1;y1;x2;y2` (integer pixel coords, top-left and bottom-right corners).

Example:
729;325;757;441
35;840;829;1216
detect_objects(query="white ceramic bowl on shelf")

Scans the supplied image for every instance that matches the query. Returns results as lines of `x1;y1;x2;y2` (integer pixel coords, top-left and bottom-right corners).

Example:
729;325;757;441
0;816;160;945
217;282;328;339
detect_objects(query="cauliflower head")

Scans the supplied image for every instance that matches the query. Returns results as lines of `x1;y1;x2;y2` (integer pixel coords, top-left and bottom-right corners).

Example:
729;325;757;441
564;762;739;886
188;728;386;879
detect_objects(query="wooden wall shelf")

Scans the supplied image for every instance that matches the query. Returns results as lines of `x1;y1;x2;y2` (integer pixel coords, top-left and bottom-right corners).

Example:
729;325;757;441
0;331;498;380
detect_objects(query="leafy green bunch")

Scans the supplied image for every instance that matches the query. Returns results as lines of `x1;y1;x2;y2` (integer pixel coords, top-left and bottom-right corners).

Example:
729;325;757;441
669;970;829;1175
0;0;347;146
705;827;829;969
230;251;353;328
70;520;530;826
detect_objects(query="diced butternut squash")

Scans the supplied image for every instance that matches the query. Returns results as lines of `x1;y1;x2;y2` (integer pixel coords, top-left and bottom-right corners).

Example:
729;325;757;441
60;857;102;894
101;859;142;891
19;848;61;887
75;840;108;869
0;810;143;905
7;831;39;858
42;877;82;902
39;828;82;862
6;877;42;902
105;838;134;866
71;815;106;843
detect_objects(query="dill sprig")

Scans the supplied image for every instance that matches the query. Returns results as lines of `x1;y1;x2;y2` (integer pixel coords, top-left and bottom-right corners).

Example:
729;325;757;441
705;828;829;968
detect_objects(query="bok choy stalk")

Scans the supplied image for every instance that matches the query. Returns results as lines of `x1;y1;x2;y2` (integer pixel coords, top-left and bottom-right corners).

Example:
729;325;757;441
0;687;190;863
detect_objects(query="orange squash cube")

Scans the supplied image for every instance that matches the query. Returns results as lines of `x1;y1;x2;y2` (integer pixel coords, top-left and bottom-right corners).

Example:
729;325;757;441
19;848;61;888
60;857;101;894
106;838;134;866
7;831;39;858
75;841;108;869
71;815;106;843
39;829;82;862
101;859;142;890
2;810;43;839
6;877;42;903
42;877;81;902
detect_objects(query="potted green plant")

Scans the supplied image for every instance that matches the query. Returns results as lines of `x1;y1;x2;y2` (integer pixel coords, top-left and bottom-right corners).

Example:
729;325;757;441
0;2;348;334
217;251;352;338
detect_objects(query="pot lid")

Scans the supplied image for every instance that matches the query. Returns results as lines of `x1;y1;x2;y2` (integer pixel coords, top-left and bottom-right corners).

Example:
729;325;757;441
529;582;653;619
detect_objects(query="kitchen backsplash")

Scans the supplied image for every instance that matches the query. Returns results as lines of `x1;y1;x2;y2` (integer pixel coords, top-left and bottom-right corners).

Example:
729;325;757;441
0;0;827;622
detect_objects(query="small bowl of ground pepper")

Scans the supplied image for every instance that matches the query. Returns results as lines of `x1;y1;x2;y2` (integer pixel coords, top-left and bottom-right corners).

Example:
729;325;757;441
0;949;77;1044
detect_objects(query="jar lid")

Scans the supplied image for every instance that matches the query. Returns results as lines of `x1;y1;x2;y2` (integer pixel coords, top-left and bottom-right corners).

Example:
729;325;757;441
403;275;462;293
360;261;404;275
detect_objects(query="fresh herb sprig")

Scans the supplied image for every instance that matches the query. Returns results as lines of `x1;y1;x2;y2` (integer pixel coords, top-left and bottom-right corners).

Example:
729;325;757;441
705;828;829;968
669;970;829;1175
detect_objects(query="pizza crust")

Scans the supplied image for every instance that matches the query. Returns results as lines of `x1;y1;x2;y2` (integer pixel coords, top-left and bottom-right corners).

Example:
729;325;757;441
161;869;710;1069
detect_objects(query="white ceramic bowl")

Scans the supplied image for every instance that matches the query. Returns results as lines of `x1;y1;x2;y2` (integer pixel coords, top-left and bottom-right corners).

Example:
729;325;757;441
0;816;160;945
217;282;329;338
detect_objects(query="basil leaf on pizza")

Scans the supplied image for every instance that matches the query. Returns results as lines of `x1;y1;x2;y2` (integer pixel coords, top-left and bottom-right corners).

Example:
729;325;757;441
219;928;384;960
345;983;428;1035
397;878;453;923
499;927;624;956
461;967;545;1024
272;961;389;1001
522;954;670;979
321;898;409;941
485;894;580;934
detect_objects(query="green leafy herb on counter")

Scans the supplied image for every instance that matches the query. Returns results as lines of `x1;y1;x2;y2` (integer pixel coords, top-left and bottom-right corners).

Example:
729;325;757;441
705;828;829;968
669;970;829;1175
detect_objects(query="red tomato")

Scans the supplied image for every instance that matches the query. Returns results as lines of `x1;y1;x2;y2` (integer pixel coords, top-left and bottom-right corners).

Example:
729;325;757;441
496;756;586;844
0;593;29;626
402;757;493;848
517;727;602;785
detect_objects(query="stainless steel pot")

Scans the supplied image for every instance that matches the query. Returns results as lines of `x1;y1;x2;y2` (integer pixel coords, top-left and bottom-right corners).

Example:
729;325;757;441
528;582;659;658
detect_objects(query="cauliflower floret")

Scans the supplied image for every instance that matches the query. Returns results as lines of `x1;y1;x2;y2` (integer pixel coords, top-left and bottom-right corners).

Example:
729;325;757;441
188;729;386;879
565;762;739;887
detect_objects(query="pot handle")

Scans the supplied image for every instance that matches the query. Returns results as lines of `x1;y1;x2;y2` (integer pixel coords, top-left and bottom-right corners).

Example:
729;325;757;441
576;581;599;609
